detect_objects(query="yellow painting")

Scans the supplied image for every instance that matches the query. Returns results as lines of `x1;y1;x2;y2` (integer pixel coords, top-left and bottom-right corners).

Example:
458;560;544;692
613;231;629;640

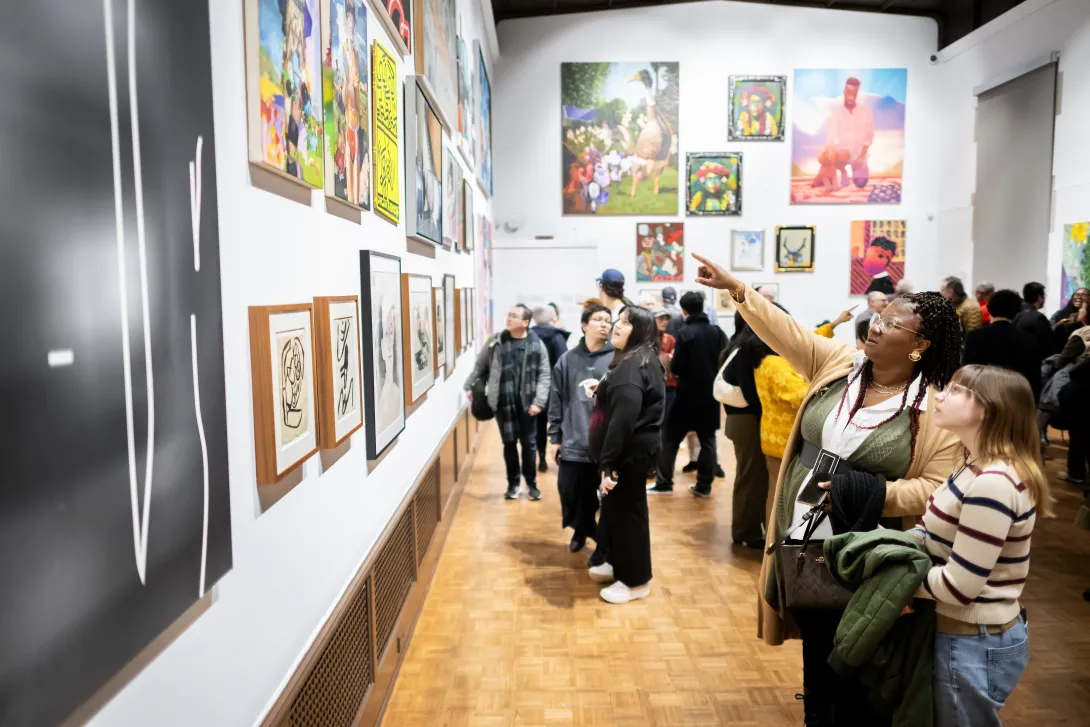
372;40;401;224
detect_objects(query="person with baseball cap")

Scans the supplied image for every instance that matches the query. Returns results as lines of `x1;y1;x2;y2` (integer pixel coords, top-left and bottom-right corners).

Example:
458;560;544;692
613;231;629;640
597;269;630;323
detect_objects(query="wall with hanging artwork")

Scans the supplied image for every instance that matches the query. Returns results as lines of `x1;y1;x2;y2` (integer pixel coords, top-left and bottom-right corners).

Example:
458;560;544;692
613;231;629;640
80;0;496;724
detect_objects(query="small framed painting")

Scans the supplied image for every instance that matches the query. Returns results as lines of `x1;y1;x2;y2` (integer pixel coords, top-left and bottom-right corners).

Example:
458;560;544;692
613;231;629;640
731;229;765;271
728;75;786;142
248;304;319;484
775;225;816;273
460;288;470;350
360;251;406;459
442;148;461;250
466;287;475;347
443;274;457;376
462;178;474;251
685;152;742;216
432;286;446;378
453;288;464;352
402;273;436;405
313;296;364;448
715;289;737;315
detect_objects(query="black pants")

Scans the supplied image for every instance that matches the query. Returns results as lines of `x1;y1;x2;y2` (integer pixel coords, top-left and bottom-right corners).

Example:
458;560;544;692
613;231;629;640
601;455;654;587
557;460;608;562
1068;428;1089;481
656;428;717;491
501;405;537;489
535;402;550;463
793;609;889;726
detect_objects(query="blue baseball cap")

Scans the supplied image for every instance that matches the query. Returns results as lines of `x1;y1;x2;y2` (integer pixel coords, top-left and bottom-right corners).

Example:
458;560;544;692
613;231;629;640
597;269;625;284
661;286;677;302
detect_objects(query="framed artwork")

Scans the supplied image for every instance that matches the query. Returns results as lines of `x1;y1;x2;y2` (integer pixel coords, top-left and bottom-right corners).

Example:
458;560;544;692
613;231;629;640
561;62;679;216
728;75;785;141
715;289;737;315
455;27;476;170
402;274;436;405
791;68;907;205
476;43;493;197
406;78;443;245
322;0;371;210
360;251;406;459
1062;223;1089;308
636;222;684;282
460;288;470;350
754;282;780;301
414;0;457;127
730;229;765;271
249;304;319;483
686;152;742;216
462;178;474;250
245;0;325;187
850;220;906;295
373;0;411;56
775;226;816;272
443;274;457;376
432;286;446;378
453;288;464;352
313;296;364;447
371;40;400;224
443;148;462;250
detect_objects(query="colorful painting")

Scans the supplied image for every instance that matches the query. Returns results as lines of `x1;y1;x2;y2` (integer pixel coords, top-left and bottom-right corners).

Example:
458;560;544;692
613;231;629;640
561;62;679;216
791;68;906;205
850;220;906;295
456;26;476;169
415;0;457;124
443;150;462;249
372;40;400;224
1062;222;1090;307
731;229;764;271
407;80;443;244
636;222;684;282
476;43;493;197
376;0;412;55
246;0;324;187
776;226;816;272
686;152;742;216
729;75;785;141
322;0;370;209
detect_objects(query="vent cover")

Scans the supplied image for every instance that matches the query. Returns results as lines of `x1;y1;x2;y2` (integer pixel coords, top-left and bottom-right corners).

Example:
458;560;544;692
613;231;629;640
414;461;441;566
373;509;416;660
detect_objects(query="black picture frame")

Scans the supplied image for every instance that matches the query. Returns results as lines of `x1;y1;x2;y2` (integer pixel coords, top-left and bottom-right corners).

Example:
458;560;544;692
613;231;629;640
359;250;407;459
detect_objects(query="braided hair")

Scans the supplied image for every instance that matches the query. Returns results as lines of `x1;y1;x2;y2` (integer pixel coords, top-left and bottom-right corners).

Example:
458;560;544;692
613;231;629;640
840;292;963;458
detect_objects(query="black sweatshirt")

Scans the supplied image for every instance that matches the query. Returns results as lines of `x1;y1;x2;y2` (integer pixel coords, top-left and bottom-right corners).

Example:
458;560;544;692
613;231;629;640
723;349;761;416
588;351;665;476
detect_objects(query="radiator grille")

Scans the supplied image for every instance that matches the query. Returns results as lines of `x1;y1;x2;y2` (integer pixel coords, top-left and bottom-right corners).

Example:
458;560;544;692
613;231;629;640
373;510;416;659
413;461;441;566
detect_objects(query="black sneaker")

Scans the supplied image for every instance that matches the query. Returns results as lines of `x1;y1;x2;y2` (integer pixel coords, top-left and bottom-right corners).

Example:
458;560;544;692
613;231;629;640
646;484;673;495
570;536;586;553
681;461;699;473
528;487;542;501
689;484;712;499
505;485;520;500
715;465;726;479
538;457;548;473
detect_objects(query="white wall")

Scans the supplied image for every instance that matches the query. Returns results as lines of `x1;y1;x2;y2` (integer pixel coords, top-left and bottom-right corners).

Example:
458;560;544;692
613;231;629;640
86;1;493;725
493;2;941;346
935;0;1090;309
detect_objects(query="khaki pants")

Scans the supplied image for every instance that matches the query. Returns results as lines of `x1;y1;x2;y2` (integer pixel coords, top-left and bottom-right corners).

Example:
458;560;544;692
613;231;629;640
724;414;766;543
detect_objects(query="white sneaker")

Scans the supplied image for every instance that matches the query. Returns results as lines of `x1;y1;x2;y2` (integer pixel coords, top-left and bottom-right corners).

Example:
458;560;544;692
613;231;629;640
600;580;651;604
588;562;614;583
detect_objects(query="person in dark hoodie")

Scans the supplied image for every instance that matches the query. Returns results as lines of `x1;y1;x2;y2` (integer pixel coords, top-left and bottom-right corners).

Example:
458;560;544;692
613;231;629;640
1012;282;1055;363
548;304;614;560
533;305;571;473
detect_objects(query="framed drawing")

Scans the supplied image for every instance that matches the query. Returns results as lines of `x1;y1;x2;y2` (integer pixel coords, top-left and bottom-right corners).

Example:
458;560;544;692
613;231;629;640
728;75;786;141
466;287;475;347
475;42;493;197
406;78;443;245
322;0;371;210
462;178;474;251
373;0;412;57
730;229;765;271
775;226;816;272
443;148;462;250
402;273;436;405
686;152;742;216
715;289;737;315
455;27;476;170
372;40;401;225
459;288;469;350
249;304;319;483
413;0;457;128
245;0;325;188
443;274;457;376
432;286;446;378
313;296;363;448
453;287;464;352
360;251;406;458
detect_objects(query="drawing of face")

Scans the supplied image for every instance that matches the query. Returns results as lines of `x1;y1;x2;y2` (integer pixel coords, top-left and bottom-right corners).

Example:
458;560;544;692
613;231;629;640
380;303;396;367
280;336;305;429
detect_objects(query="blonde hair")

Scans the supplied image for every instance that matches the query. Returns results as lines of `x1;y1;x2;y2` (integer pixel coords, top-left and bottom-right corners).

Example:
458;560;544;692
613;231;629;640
952;365;1053;517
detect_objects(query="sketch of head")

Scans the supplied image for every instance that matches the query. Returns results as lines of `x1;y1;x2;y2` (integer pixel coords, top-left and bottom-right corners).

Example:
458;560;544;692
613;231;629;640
377;298;400;388
280;335;305;428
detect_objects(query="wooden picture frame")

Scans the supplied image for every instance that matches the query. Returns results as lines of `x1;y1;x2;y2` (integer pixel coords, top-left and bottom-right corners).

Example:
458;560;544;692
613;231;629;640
313;295;364;449
401;273;437;405
775;225;816;272
432;286;445;378
360;251;406;459
453;287;464;352
248;303;319;484
443;274;457;377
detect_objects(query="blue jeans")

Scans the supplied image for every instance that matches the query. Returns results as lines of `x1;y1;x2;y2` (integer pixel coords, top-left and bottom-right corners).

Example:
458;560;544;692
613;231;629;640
934;617;1029;727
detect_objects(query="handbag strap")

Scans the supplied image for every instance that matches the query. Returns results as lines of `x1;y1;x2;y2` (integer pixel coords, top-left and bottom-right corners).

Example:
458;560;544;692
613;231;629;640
764;496;829;556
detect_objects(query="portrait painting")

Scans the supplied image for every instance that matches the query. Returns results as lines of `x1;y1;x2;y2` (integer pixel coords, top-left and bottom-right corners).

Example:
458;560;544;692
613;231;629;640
477;43;493;197
371;40;400;224
730;229;764;271
433;286;446;377
1062;222;1090;308
850;220;906;295
407;80;443;244
561;62;679;216
322;0;370;209
443;149;462;249
636;222;684;282
686;152;742;216
246;0;325;187
443;274;457;376
403;273;436;405
791;68;906;205
456;26;476;169
376;0;411;56
414;0;457;124
360;252;405;458
314;296;363;448
729;75;785;141
776;226;816;272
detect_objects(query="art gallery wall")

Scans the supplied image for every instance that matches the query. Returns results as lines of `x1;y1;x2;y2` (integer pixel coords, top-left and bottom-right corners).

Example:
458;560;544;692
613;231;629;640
492;2;943;346
933;0;1090;310
85;0;496;725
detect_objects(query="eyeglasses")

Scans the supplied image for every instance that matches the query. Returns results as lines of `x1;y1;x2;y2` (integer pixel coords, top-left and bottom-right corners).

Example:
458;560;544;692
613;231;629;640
944;382;974;398
870;313;921;336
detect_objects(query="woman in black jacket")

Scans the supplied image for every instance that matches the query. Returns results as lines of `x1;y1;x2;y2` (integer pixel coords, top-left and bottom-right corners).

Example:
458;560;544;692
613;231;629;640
720;324;766;548
588;305;666;604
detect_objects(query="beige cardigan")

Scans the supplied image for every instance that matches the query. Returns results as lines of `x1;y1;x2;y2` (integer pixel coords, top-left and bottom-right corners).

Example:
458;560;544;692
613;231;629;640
735;286;961;646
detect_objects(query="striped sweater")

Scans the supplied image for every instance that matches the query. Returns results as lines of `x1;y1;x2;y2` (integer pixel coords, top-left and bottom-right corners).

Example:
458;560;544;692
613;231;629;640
912;459;1036;624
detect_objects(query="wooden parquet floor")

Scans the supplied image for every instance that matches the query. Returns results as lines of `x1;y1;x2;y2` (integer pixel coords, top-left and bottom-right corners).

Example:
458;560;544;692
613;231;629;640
382;432;1090;726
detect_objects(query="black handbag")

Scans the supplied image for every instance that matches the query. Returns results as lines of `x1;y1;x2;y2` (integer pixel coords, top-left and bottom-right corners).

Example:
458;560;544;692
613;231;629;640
767;500;853;611
469;376;494;421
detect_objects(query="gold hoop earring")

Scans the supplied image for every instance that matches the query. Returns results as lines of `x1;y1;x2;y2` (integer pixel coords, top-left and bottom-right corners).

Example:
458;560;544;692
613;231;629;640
909;350;922;362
